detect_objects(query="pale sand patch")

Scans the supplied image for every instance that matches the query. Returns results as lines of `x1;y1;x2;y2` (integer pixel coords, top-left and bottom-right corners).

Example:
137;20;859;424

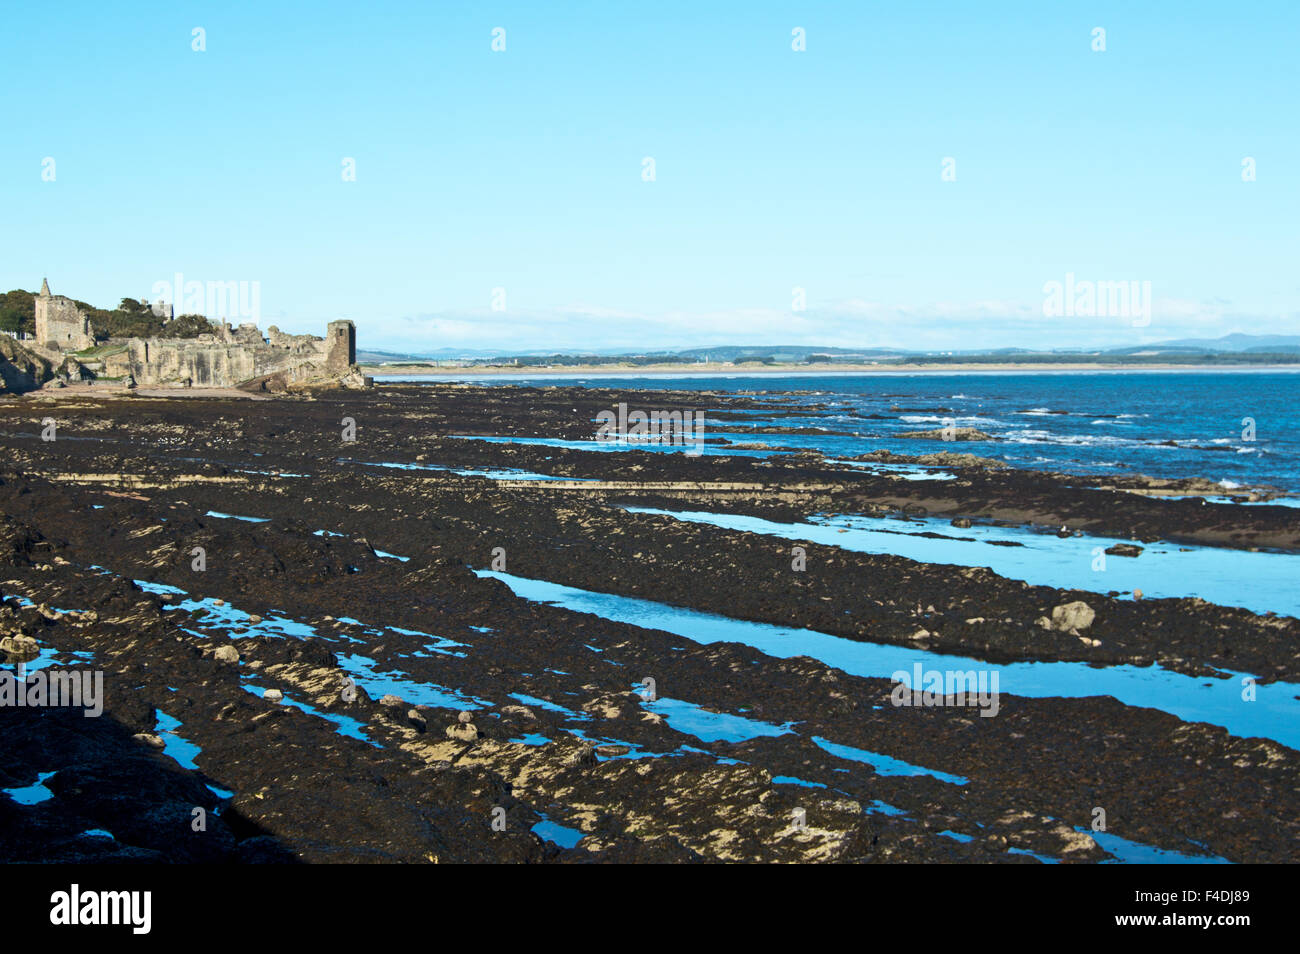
23;384;270;400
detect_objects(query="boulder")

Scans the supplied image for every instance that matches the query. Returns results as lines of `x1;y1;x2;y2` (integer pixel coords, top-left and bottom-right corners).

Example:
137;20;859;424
1050;601;1095;632
0;634;40;656
212;644;240;664
445;722;478;742
1105;543;1143;558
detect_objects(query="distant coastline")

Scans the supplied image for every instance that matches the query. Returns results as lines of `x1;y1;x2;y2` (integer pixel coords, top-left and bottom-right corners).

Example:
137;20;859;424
363;360;1300;377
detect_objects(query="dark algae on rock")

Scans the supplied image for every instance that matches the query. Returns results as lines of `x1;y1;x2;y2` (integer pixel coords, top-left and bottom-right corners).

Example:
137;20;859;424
1;383;1297;864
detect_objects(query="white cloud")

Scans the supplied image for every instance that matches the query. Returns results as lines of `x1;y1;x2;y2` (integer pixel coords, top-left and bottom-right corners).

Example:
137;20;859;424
360;296;1298;354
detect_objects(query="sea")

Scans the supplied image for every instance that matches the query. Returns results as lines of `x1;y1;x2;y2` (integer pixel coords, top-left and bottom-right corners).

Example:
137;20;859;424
387;369;1300;494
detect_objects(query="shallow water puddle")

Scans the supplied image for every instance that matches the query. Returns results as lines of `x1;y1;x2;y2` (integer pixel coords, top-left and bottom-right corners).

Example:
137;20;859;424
238;681;378;747
329;614;464;654
503;691;677;759
508;692;588;720
0;595;96;675
632;688;965;783
146;589;326;642
532;815;584;848
810;735;969;785
19;645;96;673
1084;828;1228;864
137;580;425;647
3;771;56;805
154;711;201;770
135;577;480;715
204;510;270;523
336;652;488;710
623;507;1300;618
642;696;795;744
447;434;780;458
154;710;235;801
477;570;1300;750
565;726;668;760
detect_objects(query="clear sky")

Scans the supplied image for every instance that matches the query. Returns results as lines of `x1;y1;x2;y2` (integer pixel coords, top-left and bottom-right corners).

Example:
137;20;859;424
4;1;1297;353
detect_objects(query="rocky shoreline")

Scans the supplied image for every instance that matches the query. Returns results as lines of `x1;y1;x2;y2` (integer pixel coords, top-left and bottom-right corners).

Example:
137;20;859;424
1;384;1296;863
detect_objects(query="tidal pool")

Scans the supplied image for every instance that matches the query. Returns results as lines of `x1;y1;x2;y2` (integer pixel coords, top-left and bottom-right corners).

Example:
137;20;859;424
622;506;1300;618
476;570;1300;750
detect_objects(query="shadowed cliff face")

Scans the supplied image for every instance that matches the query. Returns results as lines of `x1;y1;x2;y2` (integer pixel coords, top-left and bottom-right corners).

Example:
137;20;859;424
0;337;52;394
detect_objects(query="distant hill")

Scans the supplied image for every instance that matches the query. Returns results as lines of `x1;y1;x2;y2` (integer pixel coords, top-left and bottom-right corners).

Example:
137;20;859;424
1114;333;1300;353
356;349;429;363
359;336;1300;367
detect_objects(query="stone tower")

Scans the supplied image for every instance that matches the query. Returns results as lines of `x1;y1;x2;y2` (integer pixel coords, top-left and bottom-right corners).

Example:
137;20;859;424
35;279;95;351
325;320;356;372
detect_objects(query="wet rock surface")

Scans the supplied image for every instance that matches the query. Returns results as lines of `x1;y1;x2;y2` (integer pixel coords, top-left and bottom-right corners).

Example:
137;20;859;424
0;385;1296;863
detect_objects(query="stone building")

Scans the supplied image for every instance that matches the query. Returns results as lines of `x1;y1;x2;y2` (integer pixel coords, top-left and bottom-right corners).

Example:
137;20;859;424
28;279;363;390
35;278;95;351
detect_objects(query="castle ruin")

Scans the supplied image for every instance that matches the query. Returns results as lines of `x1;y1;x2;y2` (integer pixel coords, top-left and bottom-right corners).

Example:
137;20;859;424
35;278;95;351
29;279;367;391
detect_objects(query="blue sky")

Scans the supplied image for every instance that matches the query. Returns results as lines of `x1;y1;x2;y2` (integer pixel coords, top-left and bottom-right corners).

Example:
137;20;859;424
4;1;1297;353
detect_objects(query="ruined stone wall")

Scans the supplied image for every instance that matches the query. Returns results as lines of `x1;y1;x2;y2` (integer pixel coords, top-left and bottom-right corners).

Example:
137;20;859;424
127;333;349;388
325;320;356;373
266;326;325;352
101;349;133;378
35;296;94;351
28;282;361;389
128;339;258;387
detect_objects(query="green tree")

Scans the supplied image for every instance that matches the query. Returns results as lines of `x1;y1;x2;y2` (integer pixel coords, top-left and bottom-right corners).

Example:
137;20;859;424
0;290;36;336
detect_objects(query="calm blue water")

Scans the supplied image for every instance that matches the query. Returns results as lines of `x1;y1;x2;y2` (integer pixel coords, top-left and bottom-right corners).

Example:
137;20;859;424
395;370;1300;493
477;570;1300;750
624;506;1300;617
